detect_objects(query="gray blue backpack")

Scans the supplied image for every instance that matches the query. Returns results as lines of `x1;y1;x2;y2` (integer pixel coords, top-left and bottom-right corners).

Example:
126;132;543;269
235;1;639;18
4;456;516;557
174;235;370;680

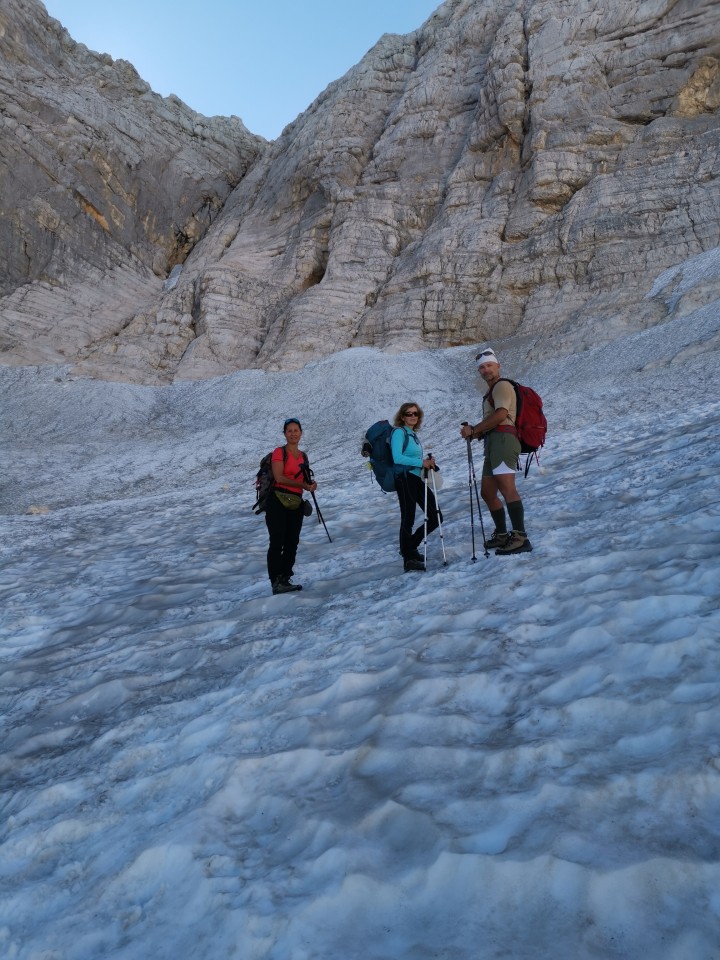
361;421;411;492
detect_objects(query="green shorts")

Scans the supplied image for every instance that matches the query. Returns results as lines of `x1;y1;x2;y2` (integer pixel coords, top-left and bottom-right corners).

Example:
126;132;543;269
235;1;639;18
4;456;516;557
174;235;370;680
482;431;521;477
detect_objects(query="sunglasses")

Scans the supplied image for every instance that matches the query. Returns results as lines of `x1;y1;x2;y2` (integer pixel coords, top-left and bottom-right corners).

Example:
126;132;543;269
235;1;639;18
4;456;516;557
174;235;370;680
284;418;301;428
403;411;420;417
475;350;496;361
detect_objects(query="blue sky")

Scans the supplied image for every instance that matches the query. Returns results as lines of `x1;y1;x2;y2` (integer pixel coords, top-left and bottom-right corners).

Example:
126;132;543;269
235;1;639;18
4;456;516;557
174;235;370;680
42;0;442;139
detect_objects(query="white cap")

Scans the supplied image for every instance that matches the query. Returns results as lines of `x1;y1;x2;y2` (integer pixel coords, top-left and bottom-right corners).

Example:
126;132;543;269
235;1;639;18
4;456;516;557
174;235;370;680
475;348;499;368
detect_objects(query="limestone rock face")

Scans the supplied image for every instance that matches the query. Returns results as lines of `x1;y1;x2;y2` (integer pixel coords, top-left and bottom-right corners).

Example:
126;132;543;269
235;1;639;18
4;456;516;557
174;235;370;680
1;0;719;382
0;0;265;366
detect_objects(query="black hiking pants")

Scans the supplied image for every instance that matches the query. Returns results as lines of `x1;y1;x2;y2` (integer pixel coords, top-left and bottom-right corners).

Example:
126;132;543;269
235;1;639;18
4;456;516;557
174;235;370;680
395;471;439;560
265;491;304;582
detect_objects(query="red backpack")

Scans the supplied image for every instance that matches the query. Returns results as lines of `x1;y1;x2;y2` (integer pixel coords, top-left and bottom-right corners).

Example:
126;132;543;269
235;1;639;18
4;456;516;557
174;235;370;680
486;378;547;475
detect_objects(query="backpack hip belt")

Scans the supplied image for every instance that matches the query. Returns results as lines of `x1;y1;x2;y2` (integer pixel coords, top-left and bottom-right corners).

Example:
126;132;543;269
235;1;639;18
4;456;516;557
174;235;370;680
493;425;518;436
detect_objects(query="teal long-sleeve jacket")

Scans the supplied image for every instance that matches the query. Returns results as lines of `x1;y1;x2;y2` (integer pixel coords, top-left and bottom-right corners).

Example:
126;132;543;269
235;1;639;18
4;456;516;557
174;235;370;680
391;426;424;478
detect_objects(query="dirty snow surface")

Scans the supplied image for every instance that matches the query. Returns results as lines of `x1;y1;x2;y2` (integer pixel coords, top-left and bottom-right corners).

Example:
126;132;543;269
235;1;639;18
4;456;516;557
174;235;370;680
2;251;720;959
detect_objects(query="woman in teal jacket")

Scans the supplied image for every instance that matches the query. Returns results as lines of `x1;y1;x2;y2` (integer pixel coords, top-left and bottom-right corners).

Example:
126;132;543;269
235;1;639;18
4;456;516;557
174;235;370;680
391;402;439;572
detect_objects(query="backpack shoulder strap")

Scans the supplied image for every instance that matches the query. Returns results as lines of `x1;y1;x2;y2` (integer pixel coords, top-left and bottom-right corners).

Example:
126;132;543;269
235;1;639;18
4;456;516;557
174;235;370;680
485;378;516;409
392;425;413;454
285;446;309;481
280;445;307;465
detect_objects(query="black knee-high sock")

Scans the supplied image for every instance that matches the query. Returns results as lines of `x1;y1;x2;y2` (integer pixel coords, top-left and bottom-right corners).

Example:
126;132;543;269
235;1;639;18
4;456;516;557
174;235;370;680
490;507;507;534
507;500;526;535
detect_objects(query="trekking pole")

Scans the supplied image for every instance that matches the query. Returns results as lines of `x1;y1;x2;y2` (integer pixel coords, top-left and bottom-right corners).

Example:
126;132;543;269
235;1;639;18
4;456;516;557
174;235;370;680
466;431;490;558
301;462;332;543
310;491;332;543
462;424;490;559
422;463;429;570
469;446;490;558
474;473;490;559
429;465;448;566
461;424;477;561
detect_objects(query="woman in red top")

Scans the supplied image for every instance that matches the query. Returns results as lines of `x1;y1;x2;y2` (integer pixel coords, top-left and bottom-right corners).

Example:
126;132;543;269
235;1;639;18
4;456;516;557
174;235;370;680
266;418;317;594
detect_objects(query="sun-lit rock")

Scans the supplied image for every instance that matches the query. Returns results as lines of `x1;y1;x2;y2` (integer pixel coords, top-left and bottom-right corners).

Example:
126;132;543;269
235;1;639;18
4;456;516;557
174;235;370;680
0;0;264;372
1;0;718;383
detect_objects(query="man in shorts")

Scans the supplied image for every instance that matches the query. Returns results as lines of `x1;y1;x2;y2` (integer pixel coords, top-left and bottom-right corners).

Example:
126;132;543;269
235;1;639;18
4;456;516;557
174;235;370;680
459;348;532;554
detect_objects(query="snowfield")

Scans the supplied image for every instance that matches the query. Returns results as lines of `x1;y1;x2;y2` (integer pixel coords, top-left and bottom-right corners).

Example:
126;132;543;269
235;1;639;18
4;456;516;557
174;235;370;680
1;249;720;959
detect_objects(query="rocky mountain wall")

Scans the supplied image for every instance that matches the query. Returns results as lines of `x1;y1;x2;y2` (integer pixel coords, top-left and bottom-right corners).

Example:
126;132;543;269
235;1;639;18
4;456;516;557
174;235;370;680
1;0;718;382
0;0;265;366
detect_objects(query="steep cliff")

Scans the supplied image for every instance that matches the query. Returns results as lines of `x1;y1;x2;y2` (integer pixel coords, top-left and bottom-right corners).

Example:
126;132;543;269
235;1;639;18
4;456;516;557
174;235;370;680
1;0;718;382
0;0;265;366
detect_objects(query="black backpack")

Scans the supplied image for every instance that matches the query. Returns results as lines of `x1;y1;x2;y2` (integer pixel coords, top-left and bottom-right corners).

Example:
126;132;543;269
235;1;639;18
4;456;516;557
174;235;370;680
253;446;309;515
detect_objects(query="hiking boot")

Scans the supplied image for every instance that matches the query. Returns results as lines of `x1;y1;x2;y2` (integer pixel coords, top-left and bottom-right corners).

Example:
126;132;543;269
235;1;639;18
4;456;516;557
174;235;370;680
400;549;424;561
495;531;533;555
280;575;303;591
272;577;303;594
484;529;509;550
404;557;426;572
